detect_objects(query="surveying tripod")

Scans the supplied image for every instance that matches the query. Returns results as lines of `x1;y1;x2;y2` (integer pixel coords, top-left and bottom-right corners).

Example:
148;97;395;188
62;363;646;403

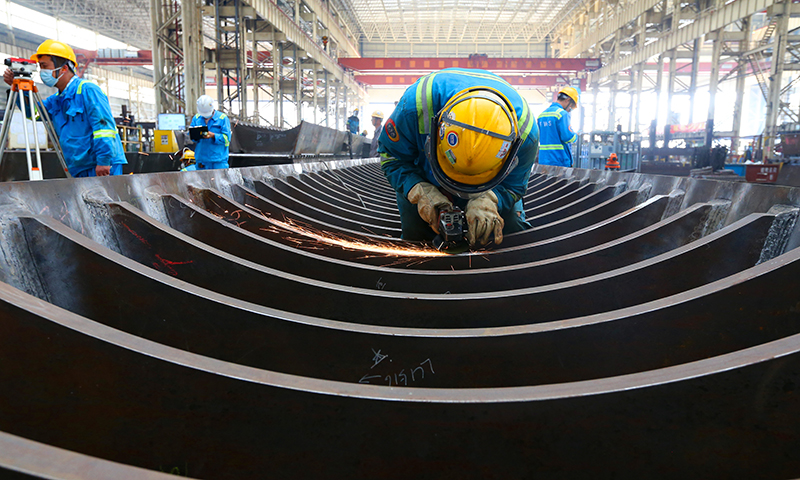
0;57;70;181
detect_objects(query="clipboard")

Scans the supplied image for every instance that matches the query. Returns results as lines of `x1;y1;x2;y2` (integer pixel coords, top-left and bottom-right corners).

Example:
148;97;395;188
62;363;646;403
188;125;208;141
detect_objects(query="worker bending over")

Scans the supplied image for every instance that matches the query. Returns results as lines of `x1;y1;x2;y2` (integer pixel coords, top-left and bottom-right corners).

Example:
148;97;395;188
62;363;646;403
537;86;579;167
3;39;127;177
190;95;231;170
379;68;539;247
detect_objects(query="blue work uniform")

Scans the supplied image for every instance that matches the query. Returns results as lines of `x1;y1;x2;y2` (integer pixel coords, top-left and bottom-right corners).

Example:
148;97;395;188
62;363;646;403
40;76;127;177
190;111;231;170
378;67;539;241
180;164;197;172
537;102;577;167
347;115;359;134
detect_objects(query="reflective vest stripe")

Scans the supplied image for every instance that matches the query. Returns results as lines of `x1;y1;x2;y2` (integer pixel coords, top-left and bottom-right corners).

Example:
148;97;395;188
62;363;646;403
518;105;534;143
416;73;436;134
93;129;117;139
379;153;396;166
539;144;566;150
538;112;562;119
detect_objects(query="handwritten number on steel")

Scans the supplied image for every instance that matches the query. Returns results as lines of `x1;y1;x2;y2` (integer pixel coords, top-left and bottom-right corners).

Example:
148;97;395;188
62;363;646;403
421;358;435;374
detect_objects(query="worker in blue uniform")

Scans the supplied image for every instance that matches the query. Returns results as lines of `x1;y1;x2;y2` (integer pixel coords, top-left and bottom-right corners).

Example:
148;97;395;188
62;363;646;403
3;39;127;177
190;95;231;170
378;68;539;247
347;109;360;134
537;86;579;167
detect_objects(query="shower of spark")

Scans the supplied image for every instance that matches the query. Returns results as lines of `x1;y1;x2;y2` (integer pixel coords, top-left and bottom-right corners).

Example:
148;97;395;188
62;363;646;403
264;216;447;257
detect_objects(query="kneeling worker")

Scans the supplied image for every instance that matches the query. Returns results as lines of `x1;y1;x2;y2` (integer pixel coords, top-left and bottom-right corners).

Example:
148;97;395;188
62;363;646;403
3;39;127;177
379;68;539;247
190;95;231;170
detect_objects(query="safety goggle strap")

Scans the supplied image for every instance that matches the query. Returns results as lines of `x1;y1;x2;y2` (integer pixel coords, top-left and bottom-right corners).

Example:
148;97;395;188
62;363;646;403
439;117;516;142
437;89;519;143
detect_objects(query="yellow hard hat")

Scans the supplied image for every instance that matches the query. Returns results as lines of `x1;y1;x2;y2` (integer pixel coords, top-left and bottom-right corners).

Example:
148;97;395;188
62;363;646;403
31;39;77;66
184;149;195;161
558;86;579;106
429;87;521;198
372;110;384;120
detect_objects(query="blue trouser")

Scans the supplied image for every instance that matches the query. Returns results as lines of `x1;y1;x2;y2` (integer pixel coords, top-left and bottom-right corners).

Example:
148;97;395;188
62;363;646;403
395;190;531;241
197;160;229;170
73;164;124;177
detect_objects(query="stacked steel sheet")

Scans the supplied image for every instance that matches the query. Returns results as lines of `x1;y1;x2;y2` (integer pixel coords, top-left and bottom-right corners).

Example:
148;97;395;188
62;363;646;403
1;160;800;479
230;120;369;156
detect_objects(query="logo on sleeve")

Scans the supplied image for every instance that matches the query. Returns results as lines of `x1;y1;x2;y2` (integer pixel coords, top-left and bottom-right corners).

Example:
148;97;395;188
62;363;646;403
385;119;399;142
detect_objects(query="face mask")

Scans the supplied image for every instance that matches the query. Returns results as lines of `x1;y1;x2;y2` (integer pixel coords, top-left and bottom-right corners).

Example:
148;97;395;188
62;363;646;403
40;68;62;88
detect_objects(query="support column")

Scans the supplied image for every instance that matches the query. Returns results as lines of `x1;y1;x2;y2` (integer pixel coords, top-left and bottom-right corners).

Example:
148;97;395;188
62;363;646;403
313;66;318;124
342;85;351;130
764;9;790;159
688;38;700;123
627;68;635;132
706;29;723;147
334;83;340;130
251;20;259;123
273;39;281;127
324;71;329;127
215;0;223;106
237;0;247;118
731;16;752;153
633;62;645;134
652;53;664;133
608;75;617;131
592;81;599;132
666;48;677;124
181;0;203;118
295;46;302;125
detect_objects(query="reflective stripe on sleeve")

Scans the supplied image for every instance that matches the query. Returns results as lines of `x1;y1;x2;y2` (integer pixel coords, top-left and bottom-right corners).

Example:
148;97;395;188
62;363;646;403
93;129;118;139
537;111;562;119
222;133;230;147
379;153;397;166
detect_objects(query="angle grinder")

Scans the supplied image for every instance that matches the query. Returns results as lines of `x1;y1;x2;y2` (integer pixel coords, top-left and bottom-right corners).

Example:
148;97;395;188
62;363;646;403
432;206;470;253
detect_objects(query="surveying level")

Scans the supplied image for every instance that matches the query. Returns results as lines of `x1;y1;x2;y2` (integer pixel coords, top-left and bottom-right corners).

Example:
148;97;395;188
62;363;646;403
0;57;70;181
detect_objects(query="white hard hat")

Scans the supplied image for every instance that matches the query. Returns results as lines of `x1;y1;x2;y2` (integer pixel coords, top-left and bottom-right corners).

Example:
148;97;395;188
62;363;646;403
197;95;215;118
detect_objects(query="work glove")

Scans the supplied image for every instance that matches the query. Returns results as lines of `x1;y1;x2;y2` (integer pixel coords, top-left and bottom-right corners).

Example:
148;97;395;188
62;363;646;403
466;191;504;247
407;182;452;234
